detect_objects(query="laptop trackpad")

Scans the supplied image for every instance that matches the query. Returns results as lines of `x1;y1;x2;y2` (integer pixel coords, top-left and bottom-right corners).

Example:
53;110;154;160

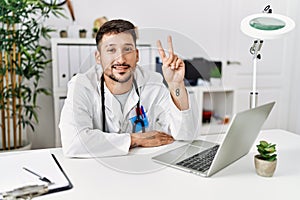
153;140;216;164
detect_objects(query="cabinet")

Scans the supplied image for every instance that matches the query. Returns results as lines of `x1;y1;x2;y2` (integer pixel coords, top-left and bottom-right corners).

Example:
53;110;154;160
51;38;152;146
188;86;235;135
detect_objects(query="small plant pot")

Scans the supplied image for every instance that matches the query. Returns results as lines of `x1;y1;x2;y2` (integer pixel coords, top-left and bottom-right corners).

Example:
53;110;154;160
79;32;87;38
254;155;277;177
60;30;68;38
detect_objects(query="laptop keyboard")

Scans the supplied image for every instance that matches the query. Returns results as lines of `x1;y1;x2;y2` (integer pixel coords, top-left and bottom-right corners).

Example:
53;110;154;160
176;145;220;173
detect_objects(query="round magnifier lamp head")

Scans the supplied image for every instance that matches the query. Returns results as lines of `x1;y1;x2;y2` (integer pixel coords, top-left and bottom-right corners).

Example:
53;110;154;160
241;13;295;39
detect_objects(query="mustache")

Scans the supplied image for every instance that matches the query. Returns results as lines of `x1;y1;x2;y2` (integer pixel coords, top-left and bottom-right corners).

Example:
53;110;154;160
111;63;131;68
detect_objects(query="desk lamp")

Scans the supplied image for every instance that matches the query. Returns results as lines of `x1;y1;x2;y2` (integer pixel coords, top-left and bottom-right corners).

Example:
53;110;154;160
240;5;295;108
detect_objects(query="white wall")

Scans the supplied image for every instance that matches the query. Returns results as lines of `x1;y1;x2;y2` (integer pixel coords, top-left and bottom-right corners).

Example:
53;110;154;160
286;0;300;134
31;0;300;149
46;0;231;58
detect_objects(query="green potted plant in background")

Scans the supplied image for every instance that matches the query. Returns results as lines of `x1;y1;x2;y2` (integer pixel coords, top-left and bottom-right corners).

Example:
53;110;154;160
60;30;68;38
79;29;87;38
254;140;277;177
92;27;98;38
0;0;64;151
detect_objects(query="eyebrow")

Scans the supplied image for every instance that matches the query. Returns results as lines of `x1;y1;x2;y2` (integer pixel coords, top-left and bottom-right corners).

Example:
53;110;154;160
104;43;134;48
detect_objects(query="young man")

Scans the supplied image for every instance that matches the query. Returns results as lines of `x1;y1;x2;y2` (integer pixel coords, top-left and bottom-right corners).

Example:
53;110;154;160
59;19;198;157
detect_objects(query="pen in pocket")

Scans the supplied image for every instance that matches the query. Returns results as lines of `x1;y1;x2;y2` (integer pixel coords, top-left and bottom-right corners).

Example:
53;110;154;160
141;106;146;118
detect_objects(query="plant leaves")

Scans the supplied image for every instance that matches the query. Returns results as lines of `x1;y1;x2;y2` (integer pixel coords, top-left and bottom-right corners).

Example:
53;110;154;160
0;0;61;135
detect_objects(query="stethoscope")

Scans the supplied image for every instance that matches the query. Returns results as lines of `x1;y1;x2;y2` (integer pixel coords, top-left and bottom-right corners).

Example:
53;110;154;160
101;74;145;133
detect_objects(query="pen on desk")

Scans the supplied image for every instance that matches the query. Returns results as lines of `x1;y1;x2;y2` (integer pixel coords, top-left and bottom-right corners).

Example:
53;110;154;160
23;167;53;184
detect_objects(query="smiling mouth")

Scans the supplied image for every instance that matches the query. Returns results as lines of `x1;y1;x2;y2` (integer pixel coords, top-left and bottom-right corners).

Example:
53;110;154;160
112;67;129;74
111;64;131;73
112;65;129;70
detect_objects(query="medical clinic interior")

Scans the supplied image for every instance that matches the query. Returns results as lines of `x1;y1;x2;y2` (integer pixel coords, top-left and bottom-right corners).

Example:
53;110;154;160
1;0;296;150
2;0;300;199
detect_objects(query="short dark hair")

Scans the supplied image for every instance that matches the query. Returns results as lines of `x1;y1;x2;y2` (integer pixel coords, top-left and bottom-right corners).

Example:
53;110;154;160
95;19;137;48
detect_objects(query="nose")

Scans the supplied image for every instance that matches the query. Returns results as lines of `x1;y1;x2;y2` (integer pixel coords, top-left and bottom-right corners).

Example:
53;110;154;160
115;52;126;64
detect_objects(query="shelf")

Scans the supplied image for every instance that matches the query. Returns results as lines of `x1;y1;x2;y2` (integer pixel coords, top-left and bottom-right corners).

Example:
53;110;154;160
188;85;235;135
51;38;96;45
200;123;230;135
187;85;234;92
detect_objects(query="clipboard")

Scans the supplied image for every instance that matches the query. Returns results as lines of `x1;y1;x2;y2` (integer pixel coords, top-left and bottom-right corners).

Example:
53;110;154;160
47;154;73;194
0;150;73;198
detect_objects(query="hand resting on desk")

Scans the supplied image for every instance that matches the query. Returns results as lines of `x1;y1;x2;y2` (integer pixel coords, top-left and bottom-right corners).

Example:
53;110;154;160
130;131;174;148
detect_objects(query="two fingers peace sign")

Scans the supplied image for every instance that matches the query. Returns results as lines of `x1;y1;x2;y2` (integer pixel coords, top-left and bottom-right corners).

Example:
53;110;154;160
156;36;185;84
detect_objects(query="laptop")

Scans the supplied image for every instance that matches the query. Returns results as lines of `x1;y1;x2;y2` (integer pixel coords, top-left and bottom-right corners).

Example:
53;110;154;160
152;102;275;177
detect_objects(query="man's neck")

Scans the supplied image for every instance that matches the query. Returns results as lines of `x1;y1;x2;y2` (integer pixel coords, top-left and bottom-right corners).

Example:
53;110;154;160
104;75;133;95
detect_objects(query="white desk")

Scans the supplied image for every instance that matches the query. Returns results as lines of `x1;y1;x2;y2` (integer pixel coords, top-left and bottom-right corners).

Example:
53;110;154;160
2;129;300;200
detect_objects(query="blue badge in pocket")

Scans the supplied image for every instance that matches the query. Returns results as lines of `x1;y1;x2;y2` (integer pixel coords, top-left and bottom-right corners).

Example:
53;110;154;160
129;106;149;132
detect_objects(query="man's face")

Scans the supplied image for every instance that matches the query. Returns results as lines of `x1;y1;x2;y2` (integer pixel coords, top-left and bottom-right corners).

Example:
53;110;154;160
96;32;139;83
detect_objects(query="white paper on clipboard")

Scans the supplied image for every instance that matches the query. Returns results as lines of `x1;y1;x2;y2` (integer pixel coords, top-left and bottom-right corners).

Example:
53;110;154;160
0;150;72;194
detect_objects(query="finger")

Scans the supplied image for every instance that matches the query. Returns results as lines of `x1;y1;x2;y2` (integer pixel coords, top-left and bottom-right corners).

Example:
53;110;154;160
164;57;176;70
157;131;173;139
159;136;173;145
167;36;174;56
157;131;171;136
165;37;175;65
164;137;174;145
160;133;174;141
168;138;174;143
175;58;183;69
166;135;174;141
156;40;166;60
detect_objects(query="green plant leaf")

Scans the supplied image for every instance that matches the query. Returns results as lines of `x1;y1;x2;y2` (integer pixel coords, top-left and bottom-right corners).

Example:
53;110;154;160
259;140;269;148
0;0;61;138
268;154;277;161
256;140;277;160
265;146;276;153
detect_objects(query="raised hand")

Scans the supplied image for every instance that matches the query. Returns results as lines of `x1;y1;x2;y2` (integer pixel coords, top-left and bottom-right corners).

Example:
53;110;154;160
156;36;188;110
156;36;185;85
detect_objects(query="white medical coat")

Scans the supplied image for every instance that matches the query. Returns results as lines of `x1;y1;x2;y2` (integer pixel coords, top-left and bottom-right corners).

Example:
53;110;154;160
59;65;199;158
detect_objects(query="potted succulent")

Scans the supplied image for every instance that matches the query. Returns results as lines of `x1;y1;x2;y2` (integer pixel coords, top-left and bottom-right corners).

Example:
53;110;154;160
79;29;87;38
0;0;63;150
254;140;277;177
60;30;68;38
92;27;98;38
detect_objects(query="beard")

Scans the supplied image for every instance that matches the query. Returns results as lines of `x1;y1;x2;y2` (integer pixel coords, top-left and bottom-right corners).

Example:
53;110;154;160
106;63;134;83
108;73;132;83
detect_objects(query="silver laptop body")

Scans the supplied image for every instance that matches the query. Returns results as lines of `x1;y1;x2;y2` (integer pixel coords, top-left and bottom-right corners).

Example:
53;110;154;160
152;102;275;177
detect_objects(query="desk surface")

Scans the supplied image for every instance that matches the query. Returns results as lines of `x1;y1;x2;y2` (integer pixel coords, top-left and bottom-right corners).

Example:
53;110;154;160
2;129;300;200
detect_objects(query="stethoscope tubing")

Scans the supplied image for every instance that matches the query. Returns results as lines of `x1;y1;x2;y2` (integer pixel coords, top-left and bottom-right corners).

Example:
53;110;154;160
101;74;145;133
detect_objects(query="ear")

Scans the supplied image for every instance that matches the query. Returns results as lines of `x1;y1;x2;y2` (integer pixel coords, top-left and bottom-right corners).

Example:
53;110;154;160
95;50;101;64
135;49;139;63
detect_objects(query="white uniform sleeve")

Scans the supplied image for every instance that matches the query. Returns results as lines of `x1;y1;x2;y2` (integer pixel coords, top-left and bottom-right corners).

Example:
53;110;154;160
167;90;199;140
59;76;131;158
152;87;199;141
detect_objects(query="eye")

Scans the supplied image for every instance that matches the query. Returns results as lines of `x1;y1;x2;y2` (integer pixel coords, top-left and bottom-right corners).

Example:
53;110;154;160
106;48;116;53
123;46;133;53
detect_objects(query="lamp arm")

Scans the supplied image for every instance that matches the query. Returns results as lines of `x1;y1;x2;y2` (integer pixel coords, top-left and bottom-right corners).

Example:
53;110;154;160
250;40;263;56
249;40;263;108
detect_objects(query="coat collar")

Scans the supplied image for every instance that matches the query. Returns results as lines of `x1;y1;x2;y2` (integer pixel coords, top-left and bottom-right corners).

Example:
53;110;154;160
96;65;158;114
95;64;154;93
97;66;144;119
